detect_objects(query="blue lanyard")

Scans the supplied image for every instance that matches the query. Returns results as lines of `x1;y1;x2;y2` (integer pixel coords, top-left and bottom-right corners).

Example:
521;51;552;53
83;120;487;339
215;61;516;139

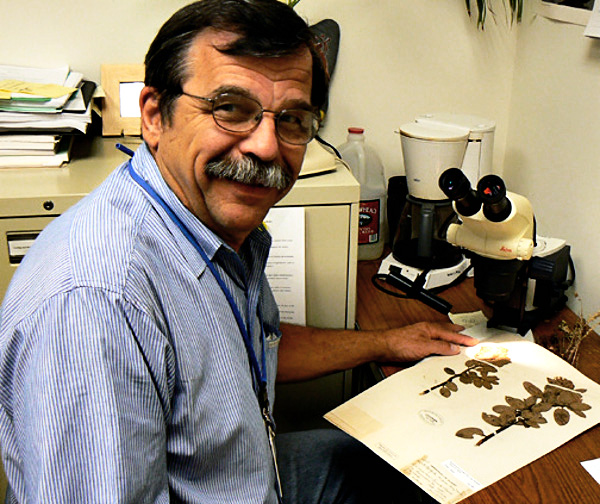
120;145;282;501
121;148;268;401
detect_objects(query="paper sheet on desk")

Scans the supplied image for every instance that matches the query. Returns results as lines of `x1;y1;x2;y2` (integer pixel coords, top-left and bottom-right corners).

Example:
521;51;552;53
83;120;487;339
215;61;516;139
448;312;535;342
582;458;600;485
449;311;488;330
325;325;600;504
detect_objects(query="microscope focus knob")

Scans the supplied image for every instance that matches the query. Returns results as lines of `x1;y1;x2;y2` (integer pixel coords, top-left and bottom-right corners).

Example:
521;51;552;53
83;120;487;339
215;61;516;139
516;238;534;260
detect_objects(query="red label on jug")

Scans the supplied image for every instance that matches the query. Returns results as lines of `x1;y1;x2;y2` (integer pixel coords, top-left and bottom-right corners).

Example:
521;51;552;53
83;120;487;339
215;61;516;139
358;199;380;245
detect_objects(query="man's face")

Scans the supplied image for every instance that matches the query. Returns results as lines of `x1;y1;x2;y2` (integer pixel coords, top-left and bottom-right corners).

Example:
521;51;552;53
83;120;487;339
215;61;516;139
141;29;313;251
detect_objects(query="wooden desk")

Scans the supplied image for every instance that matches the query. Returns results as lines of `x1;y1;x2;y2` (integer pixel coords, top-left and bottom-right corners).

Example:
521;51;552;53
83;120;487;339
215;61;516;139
356;257;600;503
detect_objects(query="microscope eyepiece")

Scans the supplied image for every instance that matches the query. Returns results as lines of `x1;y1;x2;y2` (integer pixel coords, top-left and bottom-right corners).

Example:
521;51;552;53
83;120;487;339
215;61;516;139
477;175;512;222
438;168;481;217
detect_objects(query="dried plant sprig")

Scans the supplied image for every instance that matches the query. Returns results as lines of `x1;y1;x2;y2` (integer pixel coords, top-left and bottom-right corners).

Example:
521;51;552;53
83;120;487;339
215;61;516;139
456;377;592;446
552;295;600;367
420;354;511;397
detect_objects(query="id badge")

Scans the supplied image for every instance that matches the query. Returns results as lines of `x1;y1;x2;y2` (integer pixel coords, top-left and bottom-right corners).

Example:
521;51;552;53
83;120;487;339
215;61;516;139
260;386;283;503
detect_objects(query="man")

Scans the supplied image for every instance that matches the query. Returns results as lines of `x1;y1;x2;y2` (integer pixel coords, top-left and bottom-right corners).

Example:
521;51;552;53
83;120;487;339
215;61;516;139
0;1;477;502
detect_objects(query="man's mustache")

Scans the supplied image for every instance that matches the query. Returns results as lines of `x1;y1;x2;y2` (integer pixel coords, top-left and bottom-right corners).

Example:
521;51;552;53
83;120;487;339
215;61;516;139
204;156;293;191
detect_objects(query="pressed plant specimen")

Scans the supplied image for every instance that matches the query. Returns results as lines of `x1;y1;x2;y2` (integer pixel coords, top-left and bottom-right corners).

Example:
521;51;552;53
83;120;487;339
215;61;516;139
456;377;592;446
421;346;511;398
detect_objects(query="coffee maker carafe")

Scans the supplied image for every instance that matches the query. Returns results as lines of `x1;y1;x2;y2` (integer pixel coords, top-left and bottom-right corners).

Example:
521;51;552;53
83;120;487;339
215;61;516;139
392;122;470;275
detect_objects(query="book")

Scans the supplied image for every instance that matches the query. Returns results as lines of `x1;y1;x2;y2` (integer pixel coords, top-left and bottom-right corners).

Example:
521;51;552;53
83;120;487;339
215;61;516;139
0;136;73;168
0;134;60;153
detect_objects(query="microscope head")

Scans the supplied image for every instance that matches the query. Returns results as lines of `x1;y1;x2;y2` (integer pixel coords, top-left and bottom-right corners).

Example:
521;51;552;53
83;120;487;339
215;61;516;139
438;168;535;262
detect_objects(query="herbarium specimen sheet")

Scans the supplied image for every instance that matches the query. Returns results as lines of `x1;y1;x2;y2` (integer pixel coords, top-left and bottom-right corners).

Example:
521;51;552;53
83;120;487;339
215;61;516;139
325;325;600;504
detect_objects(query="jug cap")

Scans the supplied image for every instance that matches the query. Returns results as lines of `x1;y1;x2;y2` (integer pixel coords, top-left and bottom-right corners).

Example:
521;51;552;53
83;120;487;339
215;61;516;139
347;127;365;134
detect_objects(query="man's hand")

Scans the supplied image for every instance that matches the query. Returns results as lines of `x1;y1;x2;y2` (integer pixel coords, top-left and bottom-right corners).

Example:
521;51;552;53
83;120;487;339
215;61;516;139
376;321;479;363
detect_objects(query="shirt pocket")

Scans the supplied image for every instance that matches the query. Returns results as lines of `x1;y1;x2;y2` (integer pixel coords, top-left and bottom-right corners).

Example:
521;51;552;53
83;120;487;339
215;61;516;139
265;325;282;350
263;322;281;401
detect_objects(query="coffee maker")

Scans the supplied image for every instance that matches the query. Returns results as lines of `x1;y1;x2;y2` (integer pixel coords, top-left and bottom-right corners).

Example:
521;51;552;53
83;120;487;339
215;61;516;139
381;114;496;290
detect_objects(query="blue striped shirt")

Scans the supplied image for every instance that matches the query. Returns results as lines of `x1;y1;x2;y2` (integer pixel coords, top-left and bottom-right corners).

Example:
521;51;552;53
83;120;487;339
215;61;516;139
0;143;281;503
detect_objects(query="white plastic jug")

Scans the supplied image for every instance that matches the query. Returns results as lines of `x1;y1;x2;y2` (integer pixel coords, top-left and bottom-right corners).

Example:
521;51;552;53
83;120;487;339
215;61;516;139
338;128;386;260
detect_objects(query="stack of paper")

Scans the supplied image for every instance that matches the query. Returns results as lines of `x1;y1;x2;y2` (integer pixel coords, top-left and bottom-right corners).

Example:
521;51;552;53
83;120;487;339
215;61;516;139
0;64;95;168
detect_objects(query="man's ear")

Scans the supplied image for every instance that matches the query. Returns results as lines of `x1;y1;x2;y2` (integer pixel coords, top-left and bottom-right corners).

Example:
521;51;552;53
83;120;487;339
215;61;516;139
140;86;163;150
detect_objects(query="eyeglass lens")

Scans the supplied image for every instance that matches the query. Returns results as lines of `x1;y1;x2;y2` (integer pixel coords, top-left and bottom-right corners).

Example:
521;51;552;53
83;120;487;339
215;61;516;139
211;93;318;145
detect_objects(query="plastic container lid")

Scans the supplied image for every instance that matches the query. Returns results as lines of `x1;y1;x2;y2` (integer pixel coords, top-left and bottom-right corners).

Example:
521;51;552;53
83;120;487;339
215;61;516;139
348;127;365;134
416;113;496;136
398;122;470;142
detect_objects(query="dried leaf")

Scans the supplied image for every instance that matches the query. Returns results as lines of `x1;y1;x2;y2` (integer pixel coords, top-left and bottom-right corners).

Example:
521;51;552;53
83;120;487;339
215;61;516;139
476;363;496;373
499;411;516;425
569;402;592;412
524;419;541;428
492;405;513;414
440;386;451;398
483;375;500;385
505;396;526;409
456;427;485;439
545;384;562;395
444;367;455;375
523;381;543;398
525;396;537;408
548;377;575;389
459;373;473;384
571;409;588;419
532;401;553;413
447;381;459;392
543;388;560;403
482;412;502;426
557;390;580;406
521;410;535;420
554;408;570;426
522;411;547;425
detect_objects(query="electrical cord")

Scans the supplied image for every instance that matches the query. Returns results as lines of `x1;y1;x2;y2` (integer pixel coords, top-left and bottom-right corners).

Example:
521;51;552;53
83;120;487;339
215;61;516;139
315;135;342;159
371;273;410;299
371;265;456;315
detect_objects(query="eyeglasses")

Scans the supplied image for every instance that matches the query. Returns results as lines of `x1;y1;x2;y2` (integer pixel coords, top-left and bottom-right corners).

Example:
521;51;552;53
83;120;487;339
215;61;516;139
180;91;320;145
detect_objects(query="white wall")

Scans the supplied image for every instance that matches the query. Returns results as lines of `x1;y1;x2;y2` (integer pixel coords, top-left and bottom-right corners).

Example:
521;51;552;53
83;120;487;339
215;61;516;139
0;0;190;82
504;2;600;314
296;0;518;180
1;0;597;313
